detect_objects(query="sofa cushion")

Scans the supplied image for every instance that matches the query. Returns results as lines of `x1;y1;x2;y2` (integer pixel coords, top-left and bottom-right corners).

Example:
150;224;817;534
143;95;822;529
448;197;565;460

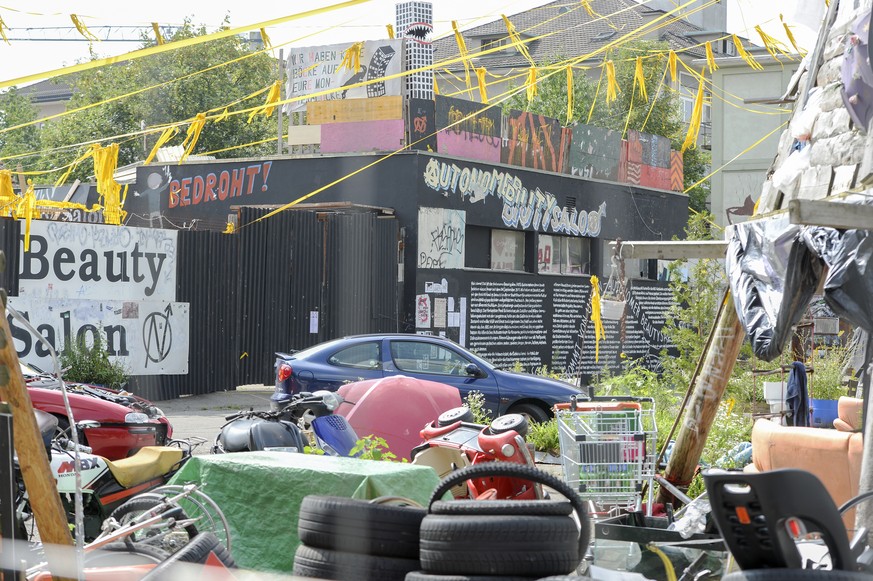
835;396;864;432
751;419;861;534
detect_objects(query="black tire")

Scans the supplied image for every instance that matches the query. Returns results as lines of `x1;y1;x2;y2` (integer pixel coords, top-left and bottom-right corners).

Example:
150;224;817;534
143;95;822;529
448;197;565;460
83;542;170;567
722;571;873;580
489;414;529;437
140;532;236;581
405;572;540;580
109;497;199;554
420;514;578;576
298;496;425;559
430;499;572;516
293;544;419;580
427;463;589;574
438;407;475;426
508;403;550;424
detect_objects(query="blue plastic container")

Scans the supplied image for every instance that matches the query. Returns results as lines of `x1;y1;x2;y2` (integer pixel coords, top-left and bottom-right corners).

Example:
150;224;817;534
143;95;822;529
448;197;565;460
809;398;839;429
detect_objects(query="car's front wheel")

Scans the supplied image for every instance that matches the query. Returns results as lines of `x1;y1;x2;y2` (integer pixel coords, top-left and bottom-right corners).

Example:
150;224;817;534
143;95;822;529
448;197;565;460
507;403;550;424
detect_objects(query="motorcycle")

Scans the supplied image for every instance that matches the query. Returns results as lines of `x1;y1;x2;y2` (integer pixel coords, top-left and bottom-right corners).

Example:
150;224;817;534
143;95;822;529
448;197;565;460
212;390;359;457
15;410;198;542
411;406;543;500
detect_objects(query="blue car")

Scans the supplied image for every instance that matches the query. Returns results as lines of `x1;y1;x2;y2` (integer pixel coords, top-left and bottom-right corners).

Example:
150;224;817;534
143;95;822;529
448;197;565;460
271;334;586;423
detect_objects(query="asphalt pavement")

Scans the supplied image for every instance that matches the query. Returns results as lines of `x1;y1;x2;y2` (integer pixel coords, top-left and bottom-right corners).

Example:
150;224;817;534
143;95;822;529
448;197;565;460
158;384;275;454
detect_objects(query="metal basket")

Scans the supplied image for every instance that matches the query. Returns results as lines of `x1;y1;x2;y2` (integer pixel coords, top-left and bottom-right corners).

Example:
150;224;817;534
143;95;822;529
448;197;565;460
556;398;657;514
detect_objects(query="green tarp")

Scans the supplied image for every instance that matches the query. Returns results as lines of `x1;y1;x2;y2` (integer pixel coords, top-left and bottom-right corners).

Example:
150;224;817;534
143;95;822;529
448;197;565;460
168;452;440;572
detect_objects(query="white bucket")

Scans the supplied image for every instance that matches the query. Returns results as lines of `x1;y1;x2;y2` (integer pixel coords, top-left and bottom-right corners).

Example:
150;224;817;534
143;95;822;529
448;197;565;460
763;381;786;402
600;299;626;320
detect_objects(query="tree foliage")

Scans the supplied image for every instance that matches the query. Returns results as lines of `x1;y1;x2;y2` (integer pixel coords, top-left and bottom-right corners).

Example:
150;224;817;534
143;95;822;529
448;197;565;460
39;19;277;182
0;87;42;168
503;41;711;213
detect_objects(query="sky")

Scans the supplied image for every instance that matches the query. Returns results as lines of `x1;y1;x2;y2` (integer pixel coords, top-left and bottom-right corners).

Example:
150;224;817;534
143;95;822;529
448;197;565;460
1;0;820;88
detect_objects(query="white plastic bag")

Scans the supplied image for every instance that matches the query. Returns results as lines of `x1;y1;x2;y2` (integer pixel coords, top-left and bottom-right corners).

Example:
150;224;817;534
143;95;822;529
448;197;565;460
790;87;822;141
771;145;811;192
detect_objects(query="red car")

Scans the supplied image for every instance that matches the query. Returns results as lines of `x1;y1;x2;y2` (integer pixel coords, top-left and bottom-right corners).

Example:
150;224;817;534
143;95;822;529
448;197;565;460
23;363;172;460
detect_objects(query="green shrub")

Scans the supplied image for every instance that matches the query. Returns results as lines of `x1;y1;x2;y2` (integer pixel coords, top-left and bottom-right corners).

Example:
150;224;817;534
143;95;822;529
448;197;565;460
350;434;402;461
463;390;492;424
527;418;559;455
60;334;129;388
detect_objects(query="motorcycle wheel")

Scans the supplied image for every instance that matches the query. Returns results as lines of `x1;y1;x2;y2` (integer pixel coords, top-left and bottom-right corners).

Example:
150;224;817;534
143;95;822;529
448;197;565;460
437;407;475;427
109;497;198;554
83;542;170;567
488;414;528;438
430;499;572;517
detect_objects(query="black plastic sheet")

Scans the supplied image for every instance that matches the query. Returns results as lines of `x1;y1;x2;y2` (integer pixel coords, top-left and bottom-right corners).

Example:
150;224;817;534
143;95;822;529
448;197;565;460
802;200;873;332
726;214;824;361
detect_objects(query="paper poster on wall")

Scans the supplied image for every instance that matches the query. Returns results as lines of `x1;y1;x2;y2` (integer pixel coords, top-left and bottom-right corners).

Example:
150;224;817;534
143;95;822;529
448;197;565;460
285;40;404;113
309;311;319;333
418;208;466;269
415;294;431;328
433;298;447;327
459;297;467;347
8;298;189;375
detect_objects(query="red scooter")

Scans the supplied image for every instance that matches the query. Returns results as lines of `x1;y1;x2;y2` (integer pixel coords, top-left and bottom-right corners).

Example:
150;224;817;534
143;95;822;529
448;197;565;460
411;407;542;500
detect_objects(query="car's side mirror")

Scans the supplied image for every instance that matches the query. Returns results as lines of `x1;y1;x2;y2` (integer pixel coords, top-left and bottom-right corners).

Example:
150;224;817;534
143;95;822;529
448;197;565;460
465;364;486;378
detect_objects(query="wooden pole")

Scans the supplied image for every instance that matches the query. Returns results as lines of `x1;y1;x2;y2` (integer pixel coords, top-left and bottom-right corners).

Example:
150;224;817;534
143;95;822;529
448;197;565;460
0;291;74;570
656;294;746;505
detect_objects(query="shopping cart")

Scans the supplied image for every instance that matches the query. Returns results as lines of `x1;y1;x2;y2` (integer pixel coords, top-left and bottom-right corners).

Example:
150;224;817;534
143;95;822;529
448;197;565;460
556;396;657;516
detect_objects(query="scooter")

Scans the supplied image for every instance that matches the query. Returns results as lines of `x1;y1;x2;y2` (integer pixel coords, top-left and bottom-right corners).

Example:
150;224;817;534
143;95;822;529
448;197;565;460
212;391;359;457
16;411;197;541
411;406;543;500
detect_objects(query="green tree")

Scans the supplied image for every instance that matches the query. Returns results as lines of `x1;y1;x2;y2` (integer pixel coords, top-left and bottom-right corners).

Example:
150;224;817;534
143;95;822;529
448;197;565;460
504;41;711;213
40;19;277;181
0;86;42;167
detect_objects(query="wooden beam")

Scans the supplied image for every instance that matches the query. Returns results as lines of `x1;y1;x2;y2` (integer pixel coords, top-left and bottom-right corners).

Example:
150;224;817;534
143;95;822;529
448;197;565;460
788;199;873;229
609;240;727;260
0;295;74;569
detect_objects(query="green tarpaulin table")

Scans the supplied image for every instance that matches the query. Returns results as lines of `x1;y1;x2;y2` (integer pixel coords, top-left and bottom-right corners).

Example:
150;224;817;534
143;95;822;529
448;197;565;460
168;452;440;572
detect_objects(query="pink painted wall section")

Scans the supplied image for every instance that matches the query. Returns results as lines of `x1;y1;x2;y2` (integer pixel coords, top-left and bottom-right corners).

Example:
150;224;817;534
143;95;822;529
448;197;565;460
436;130;501;164
320;119;406;153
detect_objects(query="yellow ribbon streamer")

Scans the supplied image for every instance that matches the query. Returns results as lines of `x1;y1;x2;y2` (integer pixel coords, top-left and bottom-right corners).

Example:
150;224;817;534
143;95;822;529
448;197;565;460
0;16;10;45
152;22;164;45
733;34;763;71
14;181;40;251
54;148;94;187
668;50;677;83
681;73;705;153
0;0;371;90
634;56;648;102
476;67;489;103
339;41;364;74
0;170;15;214
70;14;99;42
705;41;718;73
247;80;282;122
386;23;394;39
580;0;596;18
144;126;179;165
213;107;230;123
590;275;605;363
452;20;473;94
526;67;538;103
91;143;127;225
755;25;794;60
502;14;535;66
223;221;236;234
260;28;273;50
605;60;620;104
181;113;207;163
566;65;574;124
434;78;440;95
781;14;806;56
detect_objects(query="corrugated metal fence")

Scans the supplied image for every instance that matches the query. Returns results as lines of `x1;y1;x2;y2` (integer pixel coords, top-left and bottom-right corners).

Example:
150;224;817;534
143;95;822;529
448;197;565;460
129;208;399;401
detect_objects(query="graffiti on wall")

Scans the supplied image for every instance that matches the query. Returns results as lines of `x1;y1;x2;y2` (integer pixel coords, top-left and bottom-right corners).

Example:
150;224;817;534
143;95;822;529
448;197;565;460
418;207;466;269
501;111;568;173
167;161;273;208
422;158;605;237
569;124;622;181
435;96;501;162
408;98;437;151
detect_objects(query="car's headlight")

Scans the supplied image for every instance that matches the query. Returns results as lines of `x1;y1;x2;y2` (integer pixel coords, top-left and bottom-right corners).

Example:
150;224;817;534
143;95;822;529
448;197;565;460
125;412;149;424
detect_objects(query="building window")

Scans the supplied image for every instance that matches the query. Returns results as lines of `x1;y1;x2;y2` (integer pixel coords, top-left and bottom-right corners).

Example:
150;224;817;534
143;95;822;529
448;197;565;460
679;72;711;125
465;226;528;271
490;229;525;271
538;235;591;275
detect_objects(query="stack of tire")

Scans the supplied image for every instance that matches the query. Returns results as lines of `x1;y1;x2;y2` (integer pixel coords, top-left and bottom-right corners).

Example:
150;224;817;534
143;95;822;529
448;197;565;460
407;463;592;581
293;495;427;580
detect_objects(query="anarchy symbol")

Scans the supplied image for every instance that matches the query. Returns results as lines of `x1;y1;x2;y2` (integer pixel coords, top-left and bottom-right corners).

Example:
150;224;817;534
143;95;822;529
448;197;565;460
143;305;173;367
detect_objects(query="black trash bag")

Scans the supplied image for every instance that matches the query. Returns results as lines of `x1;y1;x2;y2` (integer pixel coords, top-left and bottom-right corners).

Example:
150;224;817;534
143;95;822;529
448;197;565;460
803;217;873;333
726;214;824;361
